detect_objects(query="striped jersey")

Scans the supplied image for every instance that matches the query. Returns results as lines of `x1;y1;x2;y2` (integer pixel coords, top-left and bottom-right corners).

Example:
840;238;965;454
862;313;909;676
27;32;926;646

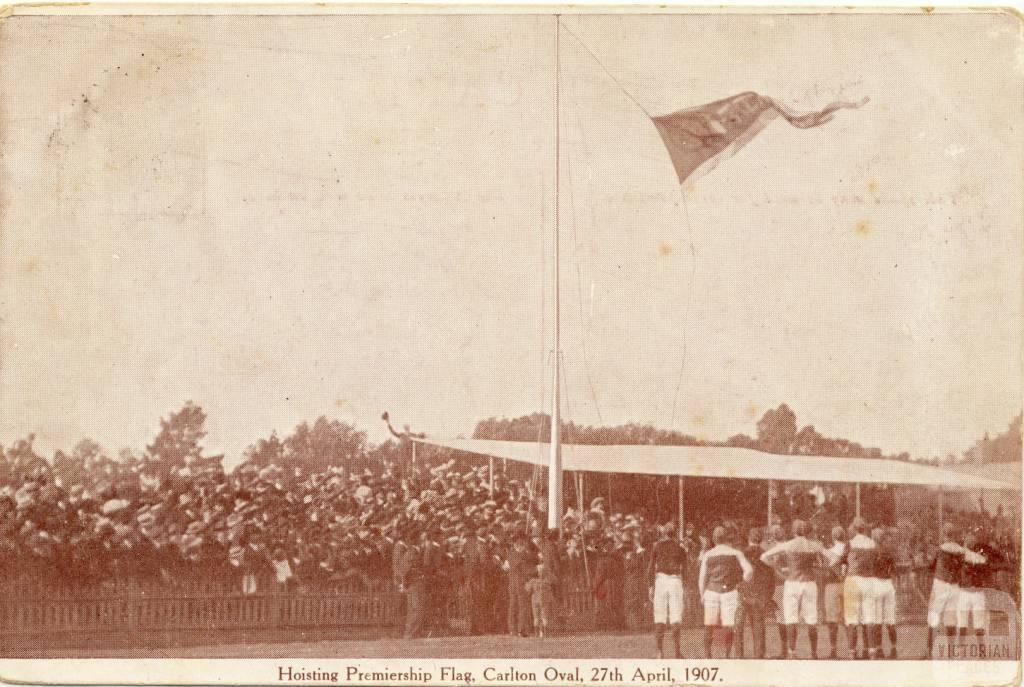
845;534;878;576
699;544;753;594
760;536;824;582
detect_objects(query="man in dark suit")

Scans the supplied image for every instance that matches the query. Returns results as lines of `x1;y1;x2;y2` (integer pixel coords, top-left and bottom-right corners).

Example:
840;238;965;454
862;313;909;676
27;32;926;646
397;529;429;639
734;528;775;658
463;526;495;634
505;533;539;636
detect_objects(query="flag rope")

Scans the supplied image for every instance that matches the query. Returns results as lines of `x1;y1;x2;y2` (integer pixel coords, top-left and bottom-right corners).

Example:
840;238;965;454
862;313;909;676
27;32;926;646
669;190;699;428
563;91;605;426
558;20;652;119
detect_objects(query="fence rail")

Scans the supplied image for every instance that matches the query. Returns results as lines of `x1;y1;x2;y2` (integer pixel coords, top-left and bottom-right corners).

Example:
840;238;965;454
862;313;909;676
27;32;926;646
0;575;1017;653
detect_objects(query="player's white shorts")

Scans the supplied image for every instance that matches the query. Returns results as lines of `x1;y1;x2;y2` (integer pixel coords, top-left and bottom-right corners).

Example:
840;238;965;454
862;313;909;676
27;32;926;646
783;580;817;625
703;589;739;627
928;578;960;628
653;573;684;625
957;588;987;632
874;578;897;626
823;582;843;624
843;575;877;625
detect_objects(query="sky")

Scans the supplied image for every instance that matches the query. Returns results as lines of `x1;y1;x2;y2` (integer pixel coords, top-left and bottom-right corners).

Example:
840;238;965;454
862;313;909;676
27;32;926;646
0;11;1021;467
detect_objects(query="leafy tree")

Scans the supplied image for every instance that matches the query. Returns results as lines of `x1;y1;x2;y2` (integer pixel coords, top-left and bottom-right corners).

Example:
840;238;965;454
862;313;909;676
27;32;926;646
240;431;285;470
283;416;368;471
52;438;105;487
145;401;213;474
756;404;797;454
793;425;824;455
3;434;50;483
725;433;757;449
964;413;1022;463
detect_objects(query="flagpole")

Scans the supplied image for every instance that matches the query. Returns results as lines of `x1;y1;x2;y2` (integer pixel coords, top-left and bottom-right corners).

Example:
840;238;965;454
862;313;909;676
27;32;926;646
547;15;563;533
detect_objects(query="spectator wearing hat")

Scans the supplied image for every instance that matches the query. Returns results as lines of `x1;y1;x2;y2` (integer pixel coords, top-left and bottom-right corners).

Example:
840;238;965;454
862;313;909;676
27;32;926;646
397;529;434;639
504;534;538;637
462;525;494;635
525;562;556;637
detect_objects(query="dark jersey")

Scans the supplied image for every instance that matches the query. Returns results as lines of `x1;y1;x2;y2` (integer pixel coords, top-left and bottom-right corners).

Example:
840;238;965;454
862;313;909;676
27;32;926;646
933;543;966;585
738;543;775;601
648;538;688;583
960;544;1002;589
874;549;898;581
700;544;751;593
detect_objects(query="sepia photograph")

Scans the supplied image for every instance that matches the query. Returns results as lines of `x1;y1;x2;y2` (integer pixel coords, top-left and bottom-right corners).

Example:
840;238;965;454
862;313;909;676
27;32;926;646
0;5;1020;686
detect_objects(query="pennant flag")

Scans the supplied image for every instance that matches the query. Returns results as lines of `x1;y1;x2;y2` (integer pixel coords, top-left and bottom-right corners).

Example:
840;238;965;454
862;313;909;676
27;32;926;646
651;91;869;184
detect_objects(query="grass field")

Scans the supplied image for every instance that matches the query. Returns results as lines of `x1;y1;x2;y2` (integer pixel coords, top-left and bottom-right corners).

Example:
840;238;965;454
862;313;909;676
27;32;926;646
15;626;945;660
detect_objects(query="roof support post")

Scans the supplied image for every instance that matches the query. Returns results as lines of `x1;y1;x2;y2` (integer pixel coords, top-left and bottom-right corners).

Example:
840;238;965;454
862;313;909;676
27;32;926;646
678;475;685;541
577;472;584;514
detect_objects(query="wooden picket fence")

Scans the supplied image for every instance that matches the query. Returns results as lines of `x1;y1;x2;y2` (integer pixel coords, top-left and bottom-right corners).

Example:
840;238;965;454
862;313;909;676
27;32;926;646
0;574;1016;653
0;576;403;639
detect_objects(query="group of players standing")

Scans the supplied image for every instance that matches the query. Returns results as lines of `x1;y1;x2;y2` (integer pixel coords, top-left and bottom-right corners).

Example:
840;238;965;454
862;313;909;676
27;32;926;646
648;517;1002;659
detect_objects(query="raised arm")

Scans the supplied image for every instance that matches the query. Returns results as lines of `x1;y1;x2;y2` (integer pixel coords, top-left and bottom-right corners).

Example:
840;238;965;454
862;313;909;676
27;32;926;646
736;550;753;582
964;548;987;565
698;552;708;597
760;541;786;567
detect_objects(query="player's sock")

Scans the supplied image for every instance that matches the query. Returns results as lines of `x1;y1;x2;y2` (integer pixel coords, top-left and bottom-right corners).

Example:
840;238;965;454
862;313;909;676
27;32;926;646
926;626;934;656
887;626;897;658
786;625;797;654
873;625;883;656
944;625;956;639
851;624;860;658
722;628;734;657
671;624;682;659
958;627;968;638
703;627;714;658
808;626;818;658
654;623;666;657
827;624;838;658
777;624;787;655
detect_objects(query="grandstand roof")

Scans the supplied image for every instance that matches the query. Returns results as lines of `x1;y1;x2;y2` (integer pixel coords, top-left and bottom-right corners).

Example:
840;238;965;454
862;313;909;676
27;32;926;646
946;461;1022;488
412;438;1020;491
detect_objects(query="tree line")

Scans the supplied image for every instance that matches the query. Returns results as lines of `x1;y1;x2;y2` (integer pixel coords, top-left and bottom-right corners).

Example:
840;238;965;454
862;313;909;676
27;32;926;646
0;402;1018;485
473;404;1023;466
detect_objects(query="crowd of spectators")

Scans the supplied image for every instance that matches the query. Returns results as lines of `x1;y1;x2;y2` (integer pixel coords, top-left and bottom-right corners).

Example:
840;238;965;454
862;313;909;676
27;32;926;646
0;437;1018;626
